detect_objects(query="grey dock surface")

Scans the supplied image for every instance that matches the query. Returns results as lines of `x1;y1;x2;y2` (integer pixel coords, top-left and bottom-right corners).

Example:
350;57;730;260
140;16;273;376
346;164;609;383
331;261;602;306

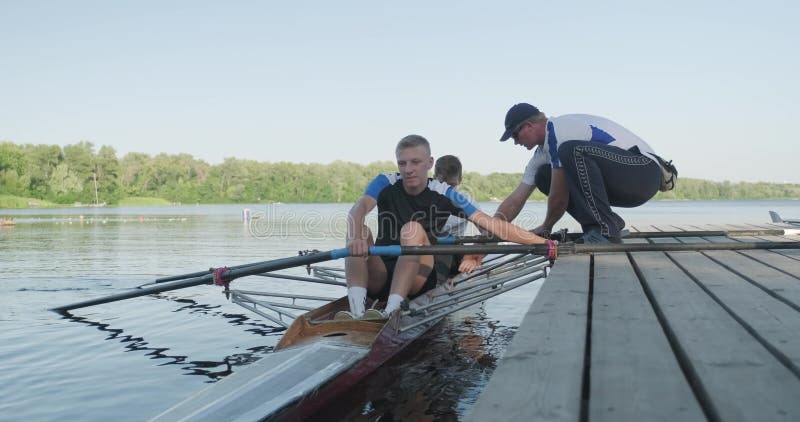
470;223;800;422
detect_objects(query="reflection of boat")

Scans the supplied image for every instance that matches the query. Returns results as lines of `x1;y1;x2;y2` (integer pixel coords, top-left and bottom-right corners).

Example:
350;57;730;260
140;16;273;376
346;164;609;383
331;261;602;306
0;217;15;226
152;254;548;421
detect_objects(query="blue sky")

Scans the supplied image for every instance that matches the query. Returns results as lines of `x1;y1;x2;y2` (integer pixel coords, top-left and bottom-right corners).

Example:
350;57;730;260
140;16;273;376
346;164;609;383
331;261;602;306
1;1;798;183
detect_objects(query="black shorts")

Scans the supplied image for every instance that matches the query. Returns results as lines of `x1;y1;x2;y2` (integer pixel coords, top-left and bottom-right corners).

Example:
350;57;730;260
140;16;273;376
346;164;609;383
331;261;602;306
373;256;438;300
433;254;463;279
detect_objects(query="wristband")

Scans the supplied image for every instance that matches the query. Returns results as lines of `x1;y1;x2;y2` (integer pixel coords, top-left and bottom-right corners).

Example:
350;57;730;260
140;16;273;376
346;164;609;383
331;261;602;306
546;239;558;261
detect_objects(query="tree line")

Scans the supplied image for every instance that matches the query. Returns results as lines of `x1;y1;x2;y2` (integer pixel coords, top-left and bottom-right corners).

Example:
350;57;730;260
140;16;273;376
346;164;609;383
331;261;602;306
1;141;798;206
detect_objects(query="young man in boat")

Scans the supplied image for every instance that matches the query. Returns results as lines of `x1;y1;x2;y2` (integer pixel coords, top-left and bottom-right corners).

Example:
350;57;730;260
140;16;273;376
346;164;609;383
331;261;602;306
433;154;482;276
341;135;553;320
495;103;677;244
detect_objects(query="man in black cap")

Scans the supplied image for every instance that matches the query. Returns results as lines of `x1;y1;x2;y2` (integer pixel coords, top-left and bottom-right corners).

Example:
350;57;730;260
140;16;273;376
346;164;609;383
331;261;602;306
494;103;676;243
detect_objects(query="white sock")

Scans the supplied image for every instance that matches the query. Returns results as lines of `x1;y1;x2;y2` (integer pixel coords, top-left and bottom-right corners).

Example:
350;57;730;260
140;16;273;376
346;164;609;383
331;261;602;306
384;294;405;315
348;286;367;317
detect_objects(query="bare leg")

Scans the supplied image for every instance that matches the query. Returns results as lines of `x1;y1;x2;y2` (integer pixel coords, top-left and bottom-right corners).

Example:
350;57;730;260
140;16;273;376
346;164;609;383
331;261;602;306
345;224;372;290
344;225;387;315
389;221;434;298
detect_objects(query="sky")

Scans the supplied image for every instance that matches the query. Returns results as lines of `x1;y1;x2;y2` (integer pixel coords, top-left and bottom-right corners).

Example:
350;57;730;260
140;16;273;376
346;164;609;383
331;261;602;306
1;1;798;183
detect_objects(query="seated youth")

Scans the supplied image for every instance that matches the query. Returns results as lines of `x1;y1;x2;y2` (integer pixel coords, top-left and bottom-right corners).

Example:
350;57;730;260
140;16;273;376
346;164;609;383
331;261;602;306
341;135;551;320
433;154;482;276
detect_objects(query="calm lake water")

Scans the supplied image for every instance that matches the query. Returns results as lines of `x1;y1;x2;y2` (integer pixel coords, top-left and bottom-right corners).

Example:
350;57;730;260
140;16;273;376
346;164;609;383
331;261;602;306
1;200;798;421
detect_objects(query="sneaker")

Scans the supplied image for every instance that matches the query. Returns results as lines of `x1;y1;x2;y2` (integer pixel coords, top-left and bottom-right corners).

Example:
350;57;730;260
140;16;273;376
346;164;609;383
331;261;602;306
362;308;389;320
579;230;610;244
333;310;356;321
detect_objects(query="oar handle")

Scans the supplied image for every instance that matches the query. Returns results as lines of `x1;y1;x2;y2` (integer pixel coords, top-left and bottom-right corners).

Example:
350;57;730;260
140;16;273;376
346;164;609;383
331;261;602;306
334;244;553;258
336;243;558;259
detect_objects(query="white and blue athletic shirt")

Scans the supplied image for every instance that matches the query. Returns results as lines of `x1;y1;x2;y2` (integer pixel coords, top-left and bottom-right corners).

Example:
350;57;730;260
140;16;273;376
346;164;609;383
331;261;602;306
522;114;659;185
364;173;480;246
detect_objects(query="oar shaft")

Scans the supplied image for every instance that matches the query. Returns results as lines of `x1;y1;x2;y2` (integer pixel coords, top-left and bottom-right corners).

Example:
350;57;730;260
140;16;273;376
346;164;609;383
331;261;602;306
438;228;798;244
155;270;214;283
51;274;214;313
154;250;349;284
52;249;351;313
372;241;800;257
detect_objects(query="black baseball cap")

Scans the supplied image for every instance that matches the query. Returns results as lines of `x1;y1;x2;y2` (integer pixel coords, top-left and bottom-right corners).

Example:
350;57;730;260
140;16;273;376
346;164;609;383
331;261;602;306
499;103;541;142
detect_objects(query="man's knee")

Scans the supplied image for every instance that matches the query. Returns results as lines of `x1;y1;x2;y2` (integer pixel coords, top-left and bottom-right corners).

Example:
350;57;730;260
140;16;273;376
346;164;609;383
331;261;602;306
400;221;427;245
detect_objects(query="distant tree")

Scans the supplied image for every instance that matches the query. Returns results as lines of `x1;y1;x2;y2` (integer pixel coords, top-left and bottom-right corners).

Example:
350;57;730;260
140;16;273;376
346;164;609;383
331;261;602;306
1;140;799;205
95;145;120;203
0;142;31;196
23;144;62;198
62;141;97;202
48;163;83;200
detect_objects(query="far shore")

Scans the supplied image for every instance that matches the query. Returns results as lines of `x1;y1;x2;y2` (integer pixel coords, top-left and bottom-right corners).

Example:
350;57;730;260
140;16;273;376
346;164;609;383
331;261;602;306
1;195;798;211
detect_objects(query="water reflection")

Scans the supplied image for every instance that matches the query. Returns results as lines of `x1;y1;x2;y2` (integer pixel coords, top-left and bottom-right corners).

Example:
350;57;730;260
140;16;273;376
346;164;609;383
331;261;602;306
167;297;288;337
63;296;284;381
312;304;518;421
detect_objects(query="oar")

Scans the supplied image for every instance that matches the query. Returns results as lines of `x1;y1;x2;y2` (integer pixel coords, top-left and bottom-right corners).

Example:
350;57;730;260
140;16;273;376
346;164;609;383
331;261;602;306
437;227;800;245
52;241;800;313
150;251;329;285
373;241;800;257
150;226;798;285
51;248;355;314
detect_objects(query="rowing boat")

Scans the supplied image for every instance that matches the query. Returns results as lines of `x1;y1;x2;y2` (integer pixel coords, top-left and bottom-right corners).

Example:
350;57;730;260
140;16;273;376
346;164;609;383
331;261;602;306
151;253;549;421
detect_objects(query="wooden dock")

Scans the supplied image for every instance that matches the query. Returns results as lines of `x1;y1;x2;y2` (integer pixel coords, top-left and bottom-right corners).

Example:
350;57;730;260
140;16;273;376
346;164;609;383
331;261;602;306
470;223;800;422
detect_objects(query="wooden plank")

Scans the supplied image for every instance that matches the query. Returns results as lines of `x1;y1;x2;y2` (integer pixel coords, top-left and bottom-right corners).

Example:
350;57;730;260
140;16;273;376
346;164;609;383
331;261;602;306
630;244;800;421
726;236;800;272
635;224;663;233
670;249;800;371
728;233;800;261
699;249;800;312
767;240;800;260
667;224;692;232
724;223;765;230
746;234;800;246
470;255;591;422
739;235;800;243
738;223;781;230
589;253;704;422
684;235;800;308
692;223;734;232
650;224;679;232
766;222;800;231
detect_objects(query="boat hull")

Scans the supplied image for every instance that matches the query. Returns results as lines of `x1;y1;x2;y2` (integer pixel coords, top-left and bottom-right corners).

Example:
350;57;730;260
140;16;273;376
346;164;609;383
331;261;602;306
151;288;446;422
271;292;443;421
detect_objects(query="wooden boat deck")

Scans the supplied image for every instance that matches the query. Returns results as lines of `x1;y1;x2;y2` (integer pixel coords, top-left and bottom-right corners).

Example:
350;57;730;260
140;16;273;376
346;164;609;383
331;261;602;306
470;222;800;422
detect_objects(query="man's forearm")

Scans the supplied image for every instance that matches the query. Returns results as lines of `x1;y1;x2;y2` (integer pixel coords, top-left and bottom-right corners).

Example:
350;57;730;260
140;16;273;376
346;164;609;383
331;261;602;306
347;208;367;240
542;195;568;230
494;197;522;222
